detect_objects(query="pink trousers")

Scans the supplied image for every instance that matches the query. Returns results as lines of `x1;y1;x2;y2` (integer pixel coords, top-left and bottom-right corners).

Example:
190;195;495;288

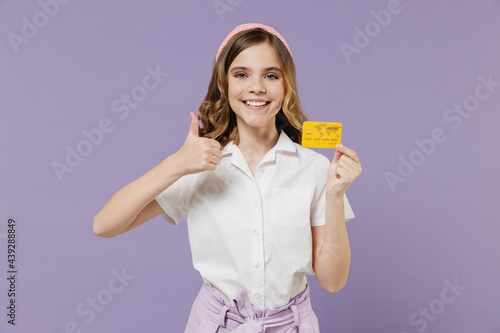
184;282;320;332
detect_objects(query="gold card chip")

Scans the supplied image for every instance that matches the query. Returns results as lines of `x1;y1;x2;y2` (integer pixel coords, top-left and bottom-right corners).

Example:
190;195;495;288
301;121;342;148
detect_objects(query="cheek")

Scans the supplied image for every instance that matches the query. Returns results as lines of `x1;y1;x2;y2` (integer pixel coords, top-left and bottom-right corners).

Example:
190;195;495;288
227;89;240;110
270;83;284;99
228;99;239;111
228;78;242;93
272;90;284;105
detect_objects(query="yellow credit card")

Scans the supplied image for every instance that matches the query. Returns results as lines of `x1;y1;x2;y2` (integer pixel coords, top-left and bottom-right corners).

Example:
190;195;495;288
301;121;342;148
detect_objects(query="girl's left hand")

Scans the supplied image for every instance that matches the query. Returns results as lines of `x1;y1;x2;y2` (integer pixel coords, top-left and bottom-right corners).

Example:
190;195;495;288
326;144;362;196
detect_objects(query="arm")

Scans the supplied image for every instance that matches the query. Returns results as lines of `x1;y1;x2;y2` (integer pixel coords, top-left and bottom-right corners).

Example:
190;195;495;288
312;144;362;293
93;111;222;238
93;155;184;238
312;193;350;294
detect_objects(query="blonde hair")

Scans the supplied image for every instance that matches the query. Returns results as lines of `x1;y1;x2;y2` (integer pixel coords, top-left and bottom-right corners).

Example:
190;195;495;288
198;27;308;149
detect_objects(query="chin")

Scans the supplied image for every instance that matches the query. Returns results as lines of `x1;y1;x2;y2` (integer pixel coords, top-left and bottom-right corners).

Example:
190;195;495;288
233;111;260;123
243;119;267;128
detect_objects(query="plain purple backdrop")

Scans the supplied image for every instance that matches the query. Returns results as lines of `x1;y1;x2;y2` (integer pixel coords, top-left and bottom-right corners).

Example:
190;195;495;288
1;0;499;332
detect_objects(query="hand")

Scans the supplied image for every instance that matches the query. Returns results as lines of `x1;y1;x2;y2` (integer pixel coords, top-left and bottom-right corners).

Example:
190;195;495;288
173;111;222;175
326;144;362;196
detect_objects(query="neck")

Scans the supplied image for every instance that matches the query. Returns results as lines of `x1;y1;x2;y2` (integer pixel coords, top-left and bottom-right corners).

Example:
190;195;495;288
236;122;280;154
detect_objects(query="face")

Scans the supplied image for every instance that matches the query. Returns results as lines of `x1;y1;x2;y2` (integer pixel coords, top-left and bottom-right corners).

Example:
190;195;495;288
227;42;284;133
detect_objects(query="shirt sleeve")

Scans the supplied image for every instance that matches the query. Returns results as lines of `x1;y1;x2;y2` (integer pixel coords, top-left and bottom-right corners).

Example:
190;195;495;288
310;154;355;227
154;173;196;226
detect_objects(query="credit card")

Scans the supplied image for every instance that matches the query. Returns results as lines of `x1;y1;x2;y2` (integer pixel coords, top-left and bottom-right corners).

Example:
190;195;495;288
301;121;342;148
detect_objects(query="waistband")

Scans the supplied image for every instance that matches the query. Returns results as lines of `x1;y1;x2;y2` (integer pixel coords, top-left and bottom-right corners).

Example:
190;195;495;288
197;282;312;332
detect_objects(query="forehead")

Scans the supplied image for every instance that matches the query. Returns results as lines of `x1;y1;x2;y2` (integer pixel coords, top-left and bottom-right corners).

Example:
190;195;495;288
229;42;281;69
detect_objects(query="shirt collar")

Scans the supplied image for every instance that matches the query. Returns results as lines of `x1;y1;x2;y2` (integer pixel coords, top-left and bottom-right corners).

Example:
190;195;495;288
221;129;297;158
220;129;297;175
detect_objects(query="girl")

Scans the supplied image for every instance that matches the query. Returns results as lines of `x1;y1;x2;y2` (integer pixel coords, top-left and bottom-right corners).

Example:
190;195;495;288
94;23;362;332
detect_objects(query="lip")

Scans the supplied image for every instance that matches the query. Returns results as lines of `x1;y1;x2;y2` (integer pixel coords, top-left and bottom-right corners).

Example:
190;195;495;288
242;100;270;110
243;99;269;102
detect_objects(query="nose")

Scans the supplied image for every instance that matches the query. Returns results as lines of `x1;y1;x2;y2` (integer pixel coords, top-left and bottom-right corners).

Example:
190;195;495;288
247;77;266;94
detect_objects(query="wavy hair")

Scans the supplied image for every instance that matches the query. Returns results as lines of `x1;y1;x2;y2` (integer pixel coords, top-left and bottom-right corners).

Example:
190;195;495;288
198;27;308;150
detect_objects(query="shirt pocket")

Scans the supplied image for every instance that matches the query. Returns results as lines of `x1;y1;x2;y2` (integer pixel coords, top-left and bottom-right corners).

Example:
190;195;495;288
269;187;313;227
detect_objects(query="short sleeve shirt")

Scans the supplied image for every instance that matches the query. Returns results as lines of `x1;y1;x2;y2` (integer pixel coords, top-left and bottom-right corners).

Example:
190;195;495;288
155;129;355;309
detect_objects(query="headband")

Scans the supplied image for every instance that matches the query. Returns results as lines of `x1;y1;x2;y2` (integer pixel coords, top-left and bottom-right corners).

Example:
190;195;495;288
215;23;294;63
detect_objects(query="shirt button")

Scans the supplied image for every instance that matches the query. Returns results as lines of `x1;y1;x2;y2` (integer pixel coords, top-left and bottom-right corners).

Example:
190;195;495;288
254;262;260;268
255;293;261;299
258;166;265;173
253;229;260;235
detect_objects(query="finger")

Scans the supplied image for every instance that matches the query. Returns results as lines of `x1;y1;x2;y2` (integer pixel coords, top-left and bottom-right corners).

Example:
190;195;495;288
210;147;222;158
332;161;340;176
339;156;362;175
205;161;217;172
208;155;220;165
209;139;222;150
336;165;352;180
189;111;199;137
334;165;342;179
335;144;360;163
337;164;353;176
331;147;344;164
338;154;357;167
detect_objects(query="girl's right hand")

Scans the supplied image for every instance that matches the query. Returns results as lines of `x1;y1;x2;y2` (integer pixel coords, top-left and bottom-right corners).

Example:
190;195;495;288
173;111;222;176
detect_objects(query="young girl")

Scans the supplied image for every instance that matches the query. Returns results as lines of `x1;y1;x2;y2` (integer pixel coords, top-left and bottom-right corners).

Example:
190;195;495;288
94;23;362;332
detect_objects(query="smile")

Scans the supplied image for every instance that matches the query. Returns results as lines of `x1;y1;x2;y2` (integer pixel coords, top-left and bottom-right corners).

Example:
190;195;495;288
243;100;270;108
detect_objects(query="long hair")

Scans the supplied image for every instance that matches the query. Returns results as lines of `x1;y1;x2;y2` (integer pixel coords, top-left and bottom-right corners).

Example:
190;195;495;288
198;27;308;150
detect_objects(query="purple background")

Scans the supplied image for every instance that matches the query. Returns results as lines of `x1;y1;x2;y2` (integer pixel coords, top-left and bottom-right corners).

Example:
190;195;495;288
1;0;499;332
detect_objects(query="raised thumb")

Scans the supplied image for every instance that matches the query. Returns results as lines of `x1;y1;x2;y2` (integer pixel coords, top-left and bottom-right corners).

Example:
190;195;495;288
188;111;199;136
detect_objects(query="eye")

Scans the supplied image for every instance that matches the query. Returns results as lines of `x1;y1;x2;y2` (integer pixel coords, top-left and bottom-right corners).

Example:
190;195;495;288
235;73;247;78
266;74;279;80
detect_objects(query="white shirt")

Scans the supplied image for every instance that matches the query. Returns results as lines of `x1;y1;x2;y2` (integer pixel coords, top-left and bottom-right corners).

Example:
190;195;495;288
155;129;355;309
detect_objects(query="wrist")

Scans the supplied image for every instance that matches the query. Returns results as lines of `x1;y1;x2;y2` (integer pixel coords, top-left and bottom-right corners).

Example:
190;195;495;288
326;188;345;199
159;153;185;179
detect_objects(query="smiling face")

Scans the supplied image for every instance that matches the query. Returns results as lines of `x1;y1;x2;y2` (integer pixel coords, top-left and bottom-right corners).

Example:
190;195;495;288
227;42;284;134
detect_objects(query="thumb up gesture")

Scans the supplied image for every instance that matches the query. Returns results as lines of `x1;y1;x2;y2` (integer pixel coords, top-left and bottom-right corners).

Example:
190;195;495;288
173;112;222;176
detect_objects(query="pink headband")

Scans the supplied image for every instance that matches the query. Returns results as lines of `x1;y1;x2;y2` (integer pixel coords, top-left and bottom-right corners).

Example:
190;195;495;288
215;23;294;63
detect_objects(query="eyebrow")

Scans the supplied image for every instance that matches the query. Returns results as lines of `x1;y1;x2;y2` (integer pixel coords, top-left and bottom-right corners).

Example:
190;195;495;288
229;66;283;74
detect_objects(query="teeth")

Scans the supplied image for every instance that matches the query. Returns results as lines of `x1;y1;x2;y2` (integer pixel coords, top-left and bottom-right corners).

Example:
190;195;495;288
245;100;268;106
